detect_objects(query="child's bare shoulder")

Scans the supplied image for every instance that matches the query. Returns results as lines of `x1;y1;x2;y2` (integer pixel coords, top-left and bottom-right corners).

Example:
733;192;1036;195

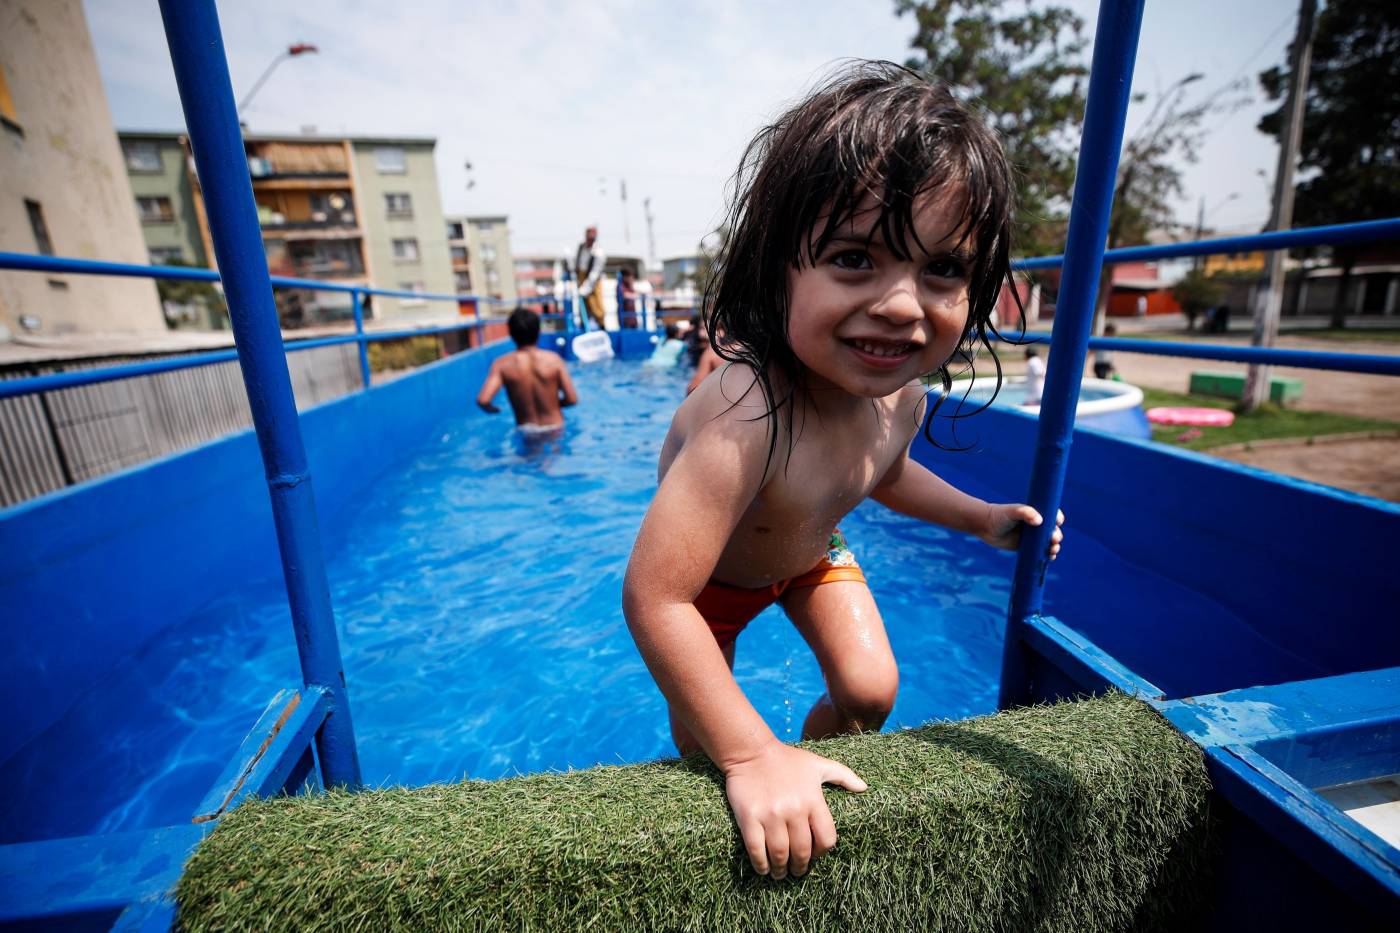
663;364;776;476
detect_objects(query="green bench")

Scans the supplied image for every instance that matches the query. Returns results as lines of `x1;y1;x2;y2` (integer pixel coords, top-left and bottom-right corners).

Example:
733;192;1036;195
1189;370;1303;404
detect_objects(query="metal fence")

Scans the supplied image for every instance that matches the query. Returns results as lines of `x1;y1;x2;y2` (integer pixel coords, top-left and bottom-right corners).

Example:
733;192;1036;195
0;343;361;506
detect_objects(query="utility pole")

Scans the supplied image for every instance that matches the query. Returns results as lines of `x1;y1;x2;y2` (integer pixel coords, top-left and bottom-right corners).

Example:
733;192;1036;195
1244;0;1316;411
620;178;631;245
643;197;656;269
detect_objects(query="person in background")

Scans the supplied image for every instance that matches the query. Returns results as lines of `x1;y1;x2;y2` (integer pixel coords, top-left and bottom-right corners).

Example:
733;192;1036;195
1023;345;1046;407
476;307;579;432
645;323;687;369
619;267;640;327
686;323;725;395
1093;323;1118;380
575;226;607;330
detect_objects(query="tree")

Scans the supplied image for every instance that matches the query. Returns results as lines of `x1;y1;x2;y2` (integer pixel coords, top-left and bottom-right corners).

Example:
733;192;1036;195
1094;75;1246;329
1258;0;1400;327
1171;268;1225;332
895;0;1088;259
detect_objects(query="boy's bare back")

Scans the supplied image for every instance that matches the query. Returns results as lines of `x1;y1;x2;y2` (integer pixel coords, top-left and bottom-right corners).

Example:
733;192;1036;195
476;347;577;428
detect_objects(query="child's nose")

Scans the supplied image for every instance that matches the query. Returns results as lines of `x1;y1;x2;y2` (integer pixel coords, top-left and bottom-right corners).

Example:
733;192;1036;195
867;278;923;326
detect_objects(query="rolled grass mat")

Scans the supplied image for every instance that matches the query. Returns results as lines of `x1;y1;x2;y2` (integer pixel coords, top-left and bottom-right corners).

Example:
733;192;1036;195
176;694;1213;932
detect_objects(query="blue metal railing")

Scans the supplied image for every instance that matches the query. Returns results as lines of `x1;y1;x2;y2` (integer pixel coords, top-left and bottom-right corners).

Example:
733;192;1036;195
1001;0;1145;709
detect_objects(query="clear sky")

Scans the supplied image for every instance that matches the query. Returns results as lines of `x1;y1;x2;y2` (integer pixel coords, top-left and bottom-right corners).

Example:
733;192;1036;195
86;0;1298;266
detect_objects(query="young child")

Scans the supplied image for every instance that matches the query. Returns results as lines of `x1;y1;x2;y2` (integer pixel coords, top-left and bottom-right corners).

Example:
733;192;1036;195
1023;345;1047;407
622;62;1063;882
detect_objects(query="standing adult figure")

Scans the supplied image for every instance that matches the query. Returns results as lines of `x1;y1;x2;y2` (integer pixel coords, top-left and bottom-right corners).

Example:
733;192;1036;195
575;225;607;330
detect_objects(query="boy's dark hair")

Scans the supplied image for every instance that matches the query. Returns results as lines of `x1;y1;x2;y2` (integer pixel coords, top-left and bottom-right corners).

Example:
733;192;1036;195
508;307;541;346
706;60;1020;459
1025;346;1039;359
665;323;680;340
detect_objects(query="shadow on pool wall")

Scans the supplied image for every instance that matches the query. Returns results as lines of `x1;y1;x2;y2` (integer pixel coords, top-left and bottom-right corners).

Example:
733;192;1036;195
916;405;1400;699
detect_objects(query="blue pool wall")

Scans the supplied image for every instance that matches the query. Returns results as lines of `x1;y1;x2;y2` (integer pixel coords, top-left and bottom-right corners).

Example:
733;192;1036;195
914;408;1400;699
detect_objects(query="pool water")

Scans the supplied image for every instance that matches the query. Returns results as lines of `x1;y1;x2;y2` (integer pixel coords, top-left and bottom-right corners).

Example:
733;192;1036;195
2;358;1021;844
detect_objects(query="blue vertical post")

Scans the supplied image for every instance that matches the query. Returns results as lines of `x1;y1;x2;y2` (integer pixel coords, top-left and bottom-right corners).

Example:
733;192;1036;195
1000;0;1146;709
562;268;576;340
158;0;361;786
350;287;372;389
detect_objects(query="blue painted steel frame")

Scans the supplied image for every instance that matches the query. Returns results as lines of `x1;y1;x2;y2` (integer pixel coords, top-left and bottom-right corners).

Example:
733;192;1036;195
1001;0;1145;708
158;0;360;788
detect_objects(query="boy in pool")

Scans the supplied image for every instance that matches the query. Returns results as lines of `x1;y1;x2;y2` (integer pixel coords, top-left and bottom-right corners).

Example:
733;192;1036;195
476;307;578;432
622;62;1063;881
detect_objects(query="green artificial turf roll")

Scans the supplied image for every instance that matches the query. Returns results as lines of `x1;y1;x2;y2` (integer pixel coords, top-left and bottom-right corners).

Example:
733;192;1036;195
176;693;1213;932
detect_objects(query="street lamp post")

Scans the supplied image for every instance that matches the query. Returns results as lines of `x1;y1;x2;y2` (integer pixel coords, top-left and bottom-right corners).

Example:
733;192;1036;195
237;43;318;117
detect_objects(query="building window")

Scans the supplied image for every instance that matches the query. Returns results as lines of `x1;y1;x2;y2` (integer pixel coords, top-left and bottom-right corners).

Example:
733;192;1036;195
450;245;468;263
454;272;472;292
24;200;53;255
399;281;426;306
475;221;493;233
123;140;163;173
384;192;413;217
481;244;497;261
149;246;184;265
392;237;420;262
375;147;407;174
136;196;175;223
446;221;464;240
0;64;22;136
487;268;500;285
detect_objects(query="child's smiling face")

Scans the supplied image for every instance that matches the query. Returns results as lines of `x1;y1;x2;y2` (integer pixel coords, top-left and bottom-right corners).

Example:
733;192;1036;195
785;190;974;399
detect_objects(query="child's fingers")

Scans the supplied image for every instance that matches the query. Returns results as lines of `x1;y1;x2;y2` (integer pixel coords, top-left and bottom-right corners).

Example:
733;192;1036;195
820;760;867;793
811;803;839;858
787;816;813;878
766;821;791;880
1015;504;1043;526
740;817;769;876
1056;509;1065;526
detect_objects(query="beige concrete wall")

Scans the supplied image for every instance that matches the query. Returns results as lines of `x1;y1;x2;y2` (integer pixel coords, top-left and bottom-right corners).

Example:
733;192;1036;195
350;141;455;319
0;0;164;336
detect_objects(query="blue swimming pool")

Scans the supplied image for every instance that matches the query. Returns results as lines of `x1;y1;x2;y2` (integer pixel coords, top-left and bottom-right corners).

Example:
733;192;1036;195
1;358;1023;844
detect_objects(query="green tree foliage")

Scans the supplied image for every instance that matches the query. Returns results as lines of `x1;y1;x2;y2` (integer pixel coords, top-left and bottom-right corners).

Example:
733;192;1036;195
1171;268;1224;330
894;0;1088;259
1258;0;1400;326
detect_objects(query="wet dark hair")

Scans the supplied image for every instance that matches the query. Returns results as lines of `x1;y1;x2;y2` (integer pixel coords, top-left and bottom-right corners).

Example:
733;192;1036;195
507;307;540;346
706;60;1021;462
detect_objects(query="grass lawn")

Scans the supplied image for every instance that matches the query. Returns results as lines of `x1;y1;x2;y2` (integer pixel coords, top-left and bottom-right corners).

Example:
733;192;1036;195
1280;327;1400;344
1141;387;1400;451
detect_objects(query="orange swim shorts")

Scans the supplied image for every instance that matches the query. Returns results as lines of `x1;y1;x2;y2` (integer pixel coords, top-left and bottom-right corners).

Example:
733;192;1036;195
696;530;866;651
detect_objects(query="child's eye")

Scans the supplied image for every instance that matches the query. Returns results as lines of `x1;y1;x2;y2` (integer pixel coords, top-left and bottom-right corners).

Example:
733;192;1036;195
925;257;967;280
830;250;872;271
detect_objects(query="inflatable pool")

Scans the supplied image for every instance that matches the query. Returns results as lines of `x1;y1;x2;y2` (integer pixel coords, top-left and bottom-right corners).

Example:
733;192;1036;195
938;375;1151;439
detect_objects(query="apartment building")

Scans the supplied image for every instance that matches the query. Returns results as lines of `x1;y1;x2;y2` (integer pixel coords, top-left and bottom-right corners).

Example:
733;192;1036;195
445;214;516;308
1;0;164;336
513;254;561;300
118;131;454;324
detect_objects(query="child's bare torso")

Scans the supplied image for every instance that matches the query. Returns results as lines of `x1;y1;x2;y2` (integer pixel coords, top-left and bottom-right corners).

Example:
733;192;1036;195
659;365;924;588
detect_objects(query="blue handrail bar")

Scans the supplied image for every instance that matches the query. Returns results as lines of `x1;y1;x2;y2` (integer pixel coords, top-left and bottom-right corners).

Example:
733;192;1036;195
1010;333;1400;377
159;0;360;787
0;319;509;400
1017;216;1400;271
1001;0;1146;709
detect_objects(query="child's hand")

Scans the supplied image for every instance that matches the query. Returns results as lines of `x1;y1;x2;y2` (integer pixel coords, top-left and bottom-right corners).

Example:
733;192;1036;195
723;741;867;880
979;503;1065;558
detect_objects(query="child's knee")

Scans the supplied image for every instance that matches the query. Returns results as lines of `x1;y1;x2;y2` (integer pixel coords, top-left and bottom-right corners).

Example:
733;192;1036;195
829;662;898;725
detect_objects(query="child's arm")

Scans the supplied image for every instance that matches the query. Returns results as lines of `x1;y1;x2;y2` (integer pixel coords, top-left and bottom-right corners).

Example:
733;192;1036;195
557;362;579;408
871;452;1064;556
475;361;503;414
623;411;866;880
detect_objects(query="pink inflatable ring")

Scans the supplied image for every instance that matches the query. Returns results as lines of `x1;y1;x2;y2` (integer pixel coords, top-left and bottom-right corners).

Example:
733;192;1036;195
1146;406;1235;427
